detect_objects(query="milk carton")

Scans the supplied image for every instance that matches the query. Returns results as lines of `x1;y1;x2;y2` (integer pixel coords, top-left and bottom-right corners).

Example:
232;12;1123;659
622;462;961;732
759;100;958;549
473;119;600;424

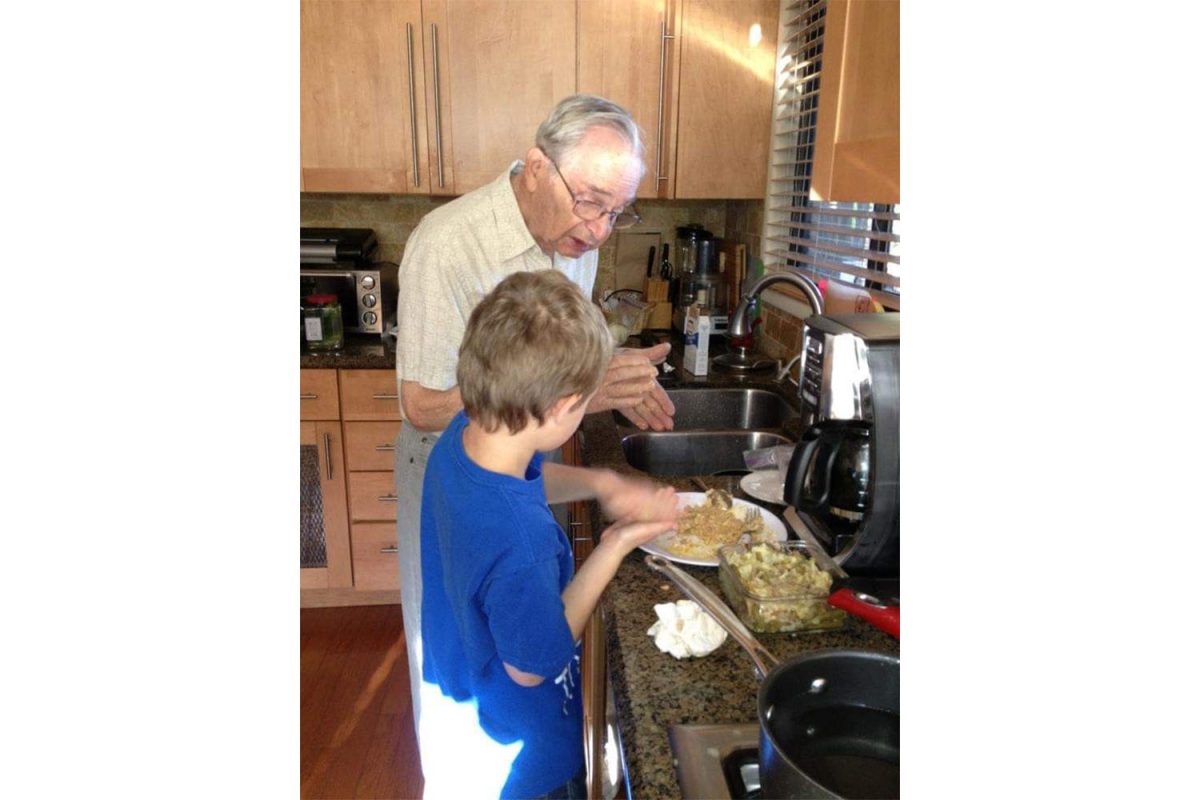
682;305;711;376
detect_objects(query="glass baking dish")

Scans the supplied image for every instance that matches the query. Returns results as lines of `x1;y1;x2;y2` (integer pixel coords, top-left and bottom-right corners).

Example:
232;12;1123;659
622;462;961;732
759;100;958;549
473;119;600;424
717;540;847;634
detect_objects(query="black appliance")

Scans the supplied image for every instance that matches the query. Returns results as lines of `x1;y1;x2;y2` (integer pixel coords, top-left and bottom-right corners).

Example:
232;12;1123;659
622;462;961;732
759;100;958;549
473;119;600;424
300;227;398;335
784;313;899;576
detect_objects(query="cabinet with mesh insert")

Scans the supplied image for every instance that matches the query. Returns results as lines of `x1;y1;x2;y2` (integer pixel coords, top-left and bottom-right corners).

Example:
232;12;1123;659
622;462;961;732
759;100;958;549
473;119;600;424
300;419;352;590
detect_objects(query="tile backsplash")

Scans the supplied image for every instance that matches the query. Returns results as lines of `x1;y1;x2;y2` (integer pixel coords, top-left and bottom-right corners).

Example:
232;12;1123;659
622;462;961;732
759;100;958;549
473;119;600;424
300;193;805;356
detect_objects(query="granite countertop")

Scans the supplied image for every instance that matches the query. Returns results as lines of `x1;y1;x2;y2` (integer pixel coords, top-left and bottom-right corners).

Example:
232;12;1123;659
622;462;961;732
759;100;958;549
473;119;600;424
577;331;900;800
300;334;396;370
303;328;900;798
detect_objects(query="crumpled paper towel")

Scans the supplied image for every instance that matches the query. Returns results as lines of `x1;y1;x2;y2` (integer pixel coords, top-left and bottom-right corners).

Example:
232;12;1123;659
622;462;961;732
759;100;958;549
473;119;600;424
646;600;728;659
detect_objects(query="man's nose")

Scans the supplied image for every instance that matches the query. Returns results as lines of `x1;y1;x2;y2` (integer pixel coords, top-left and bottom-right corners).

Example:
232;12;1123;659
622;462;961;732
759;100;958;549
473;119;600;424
585;214;613;243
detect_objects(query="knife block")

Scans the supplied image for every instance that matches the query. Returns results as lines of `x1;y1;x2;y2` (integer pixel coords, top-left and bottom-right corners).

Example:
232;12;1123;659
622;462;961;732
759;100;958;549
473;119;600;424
643;278;672;329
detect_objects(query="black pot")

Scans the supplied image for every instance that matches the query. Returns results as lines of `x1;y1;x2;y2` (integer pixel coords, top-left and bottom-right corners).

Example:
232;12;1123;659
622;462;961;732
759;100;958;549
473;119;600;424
646;555;899;799
759;649;899;799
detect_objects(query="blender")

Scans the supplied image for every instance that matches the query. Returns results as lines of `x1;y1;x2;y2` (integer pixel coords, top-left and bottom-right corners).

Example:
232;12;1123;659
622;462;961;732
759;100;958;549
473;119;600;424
671;224;728;333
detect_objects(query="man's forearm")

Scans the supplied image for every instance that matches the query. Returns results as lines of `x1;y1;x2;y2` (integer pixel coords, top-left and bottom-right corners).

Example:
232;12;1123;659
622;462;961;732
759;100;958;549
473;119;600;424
399;380;464;432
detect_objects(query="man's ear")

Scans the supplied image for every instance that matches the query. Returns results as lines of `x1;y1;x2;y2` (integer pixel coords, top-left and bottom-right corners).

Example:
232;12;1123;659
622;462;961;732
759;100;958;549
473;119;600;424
521;146;546;190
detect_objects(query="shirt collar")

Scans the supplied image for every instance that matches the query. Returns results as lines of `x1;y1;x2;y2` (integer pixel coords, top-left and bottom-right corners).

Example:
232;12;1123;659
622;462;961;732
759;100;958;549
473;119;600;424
489;161;546;264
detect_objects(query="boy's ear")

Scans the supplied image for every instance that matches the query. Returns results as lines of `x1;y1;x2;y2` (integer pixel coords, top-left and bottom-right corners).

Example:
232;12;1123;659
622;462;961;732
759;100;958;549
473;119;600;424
548;393;585;422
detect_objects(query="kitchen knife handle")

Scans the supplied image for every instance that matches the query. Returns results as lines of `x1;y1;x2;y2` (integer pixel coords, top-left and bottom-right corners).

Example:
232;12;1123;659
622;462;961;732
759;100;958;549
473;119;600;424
828;588;900;639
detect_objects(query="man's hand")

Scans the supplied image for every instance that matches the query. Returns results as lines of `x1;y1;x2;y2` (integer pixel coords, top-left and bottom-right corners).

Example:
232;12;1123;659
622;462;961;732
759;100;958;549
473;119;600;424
595;473;679;526
586;343;676;431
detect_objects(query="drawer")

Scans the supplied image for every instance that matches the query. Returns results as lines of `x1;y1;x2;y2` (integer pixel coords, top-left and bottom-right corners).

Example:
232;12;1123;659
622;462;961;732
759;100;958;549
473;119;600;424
344;421;403;471
340;369;401;421
300;369;340;420
348;471;399;522
351;522;401;591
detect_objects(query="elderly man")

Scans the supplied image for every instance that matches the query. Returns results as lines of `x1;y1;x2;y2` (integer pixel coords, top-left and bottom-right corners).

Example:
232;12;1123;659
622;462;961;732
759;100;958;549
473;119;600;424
394;94;676;745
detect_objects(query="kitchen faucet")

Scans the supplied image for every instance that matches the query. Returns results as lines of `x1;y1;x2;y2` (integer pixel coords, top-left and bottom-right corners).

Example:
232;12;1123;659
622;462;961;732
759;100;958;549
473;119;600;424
714;271;824;373
728;271;824;338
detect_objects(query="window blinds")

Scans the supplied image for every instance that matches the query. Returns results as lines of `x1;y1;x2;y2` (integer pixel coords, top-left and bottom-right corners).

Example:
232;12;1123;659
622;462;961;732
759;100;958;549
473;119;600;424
764;0;901;311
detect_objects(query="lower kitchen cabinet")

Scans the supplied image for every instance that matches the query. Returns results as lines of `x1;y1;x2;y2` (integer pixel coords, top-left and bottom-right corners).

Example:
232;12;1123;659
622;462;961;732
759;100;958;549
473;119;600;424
301;368;404;607
300;420;353;591
564;432;618;800
350;521;403;592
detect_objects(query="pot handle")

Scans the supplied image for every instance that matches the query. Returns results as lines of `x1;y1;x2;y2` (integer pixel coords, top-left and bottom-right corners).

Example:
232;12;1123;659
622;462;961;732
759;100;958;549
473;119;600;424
644;555;779;678
828;588;900;639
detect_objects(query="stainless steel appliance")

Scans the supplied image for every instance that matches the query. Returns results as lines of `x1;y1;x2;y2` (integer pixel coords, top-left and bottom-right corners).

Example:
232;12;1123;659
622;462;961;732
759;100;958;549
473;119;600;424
784;313;899;576
300;227;398;335
672;224;729;335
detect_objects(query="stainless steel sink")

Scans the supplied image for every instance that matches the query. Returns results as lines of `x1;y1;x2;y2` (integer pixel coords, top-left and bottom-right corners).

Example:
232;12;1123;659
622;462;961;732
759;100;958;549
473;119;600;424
613;387;799;430
621;430;792;477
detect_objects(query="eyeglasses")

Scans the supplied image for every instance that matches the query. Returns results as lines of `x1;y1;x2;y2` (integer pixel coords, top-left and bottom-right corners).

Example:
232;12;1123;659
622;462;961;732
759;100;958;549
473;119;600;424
542;150;642;230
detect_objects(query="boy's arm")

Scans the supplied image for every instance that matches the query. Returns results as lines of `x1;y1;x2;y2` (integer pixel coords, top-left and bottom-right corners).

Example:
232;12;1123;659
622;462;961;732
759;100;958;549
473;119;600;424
501;504;678;687
560;518;677;641
542;463;678;524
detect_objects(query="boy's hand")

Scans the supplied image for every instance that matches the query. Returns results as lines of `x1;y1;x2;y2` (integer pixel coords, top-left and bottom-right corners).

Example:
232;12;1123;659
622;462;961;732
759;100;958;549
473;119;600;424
596;476;679;526
597;518;678;554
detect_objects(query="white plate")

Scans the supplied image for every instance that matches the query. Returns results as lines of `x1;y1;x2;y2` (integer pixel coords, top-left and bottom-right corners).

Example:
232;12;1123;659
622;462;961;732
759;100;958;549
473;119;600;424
740;470;786;505
639;492;788;568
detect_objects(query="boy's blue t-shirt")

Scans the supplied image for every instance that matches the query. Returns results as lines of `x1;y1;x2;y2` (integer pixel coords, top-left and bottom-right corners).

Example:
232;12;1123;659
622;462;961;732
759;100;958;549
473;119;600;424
420;410;583;799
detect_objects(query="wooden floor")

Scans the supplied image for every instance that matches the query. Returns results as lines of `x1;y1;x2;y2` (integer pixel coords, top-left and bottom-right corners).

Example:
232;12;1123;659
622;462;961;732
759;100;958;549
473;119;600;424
301;604;423;800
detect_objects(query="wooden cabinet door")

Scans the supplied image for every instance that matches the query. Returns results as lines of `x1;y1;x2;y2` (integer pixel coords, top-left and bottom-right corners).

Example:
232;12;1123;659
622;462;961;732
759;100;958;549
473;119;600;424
421;0;577;195
810;0;900;204
301;0;430;194
673;0;778;198
338;369;402;421
578;0;676;200
300;421;353;590
301;369;340;421
350;522;402;591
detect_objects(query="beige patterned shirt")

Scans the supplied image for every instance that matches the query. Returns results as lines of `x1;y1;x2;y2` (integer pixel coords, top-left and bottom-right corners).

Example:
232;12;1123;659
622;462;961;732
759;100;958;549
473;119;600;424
394;163;598;420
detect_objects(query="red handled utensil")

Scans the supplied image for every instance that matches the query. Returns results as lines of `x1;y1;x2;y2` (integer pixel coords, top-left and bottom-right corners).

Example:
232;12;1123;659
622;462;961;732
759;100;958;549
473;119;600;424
783;507;900;639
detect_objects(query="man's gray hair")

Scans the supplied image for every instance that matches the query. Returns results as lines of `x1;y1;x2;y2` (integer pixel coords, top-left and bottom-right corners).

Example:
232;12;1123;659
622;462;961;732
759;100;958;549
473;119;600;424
535;94;646;170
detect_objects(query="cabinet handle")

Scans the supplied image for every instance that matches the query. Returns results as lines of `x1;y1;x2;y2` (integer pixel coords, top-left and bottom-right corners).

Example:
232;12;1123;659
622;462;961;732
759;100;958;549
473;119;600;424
406;22;420;188
300;393;318;400
323;433;333;480
380;545;399;554
372;392;400;401
378;494;398;502
656;19;675;186
431;23;445;188
374;444;395;452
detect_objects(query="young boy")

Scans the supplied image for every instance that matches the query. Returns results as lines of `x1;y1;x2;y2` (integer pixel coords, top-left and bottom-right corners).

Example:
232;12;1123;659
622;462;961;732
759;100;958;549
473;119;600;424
418;270;678;799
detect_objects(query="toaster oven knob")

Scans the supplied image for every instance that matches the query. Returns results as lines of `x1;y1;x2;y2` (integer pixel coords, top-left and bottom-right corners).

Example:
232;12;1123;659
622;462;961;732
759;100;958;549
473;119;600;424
363;311;378;326
360;275;376;290
362;293;377;308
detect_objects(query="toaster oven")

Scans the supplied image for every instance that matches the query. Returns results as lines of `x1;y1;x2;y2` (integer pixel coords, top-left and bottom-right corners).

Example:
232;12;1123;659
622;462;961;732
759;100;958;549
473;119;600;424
301;227;398;335
300;265;397;334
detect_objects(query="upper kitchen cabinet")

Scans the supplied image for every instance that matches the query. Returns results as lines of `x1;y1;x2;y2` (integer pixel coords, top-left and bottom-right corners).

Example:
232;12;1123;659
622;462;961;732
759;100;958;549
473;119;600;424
810;0;900;204
579;0;779;200
301;0;573;196
300;0;431;194
421;0;577;195
577;0;672;199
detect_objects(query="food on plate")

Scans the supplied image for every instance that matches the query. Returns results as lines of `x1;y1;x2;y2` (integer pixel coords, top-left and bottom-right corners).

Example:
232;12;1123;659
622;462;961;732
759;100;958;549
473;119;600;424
717;541;847;633
663;490;770;560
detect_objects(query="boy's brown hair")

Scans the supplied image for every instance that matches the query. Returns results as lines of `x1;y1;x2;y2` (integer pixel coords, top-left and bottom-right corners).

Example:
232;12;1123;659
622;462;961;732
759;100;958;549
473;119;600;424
457;270;613;433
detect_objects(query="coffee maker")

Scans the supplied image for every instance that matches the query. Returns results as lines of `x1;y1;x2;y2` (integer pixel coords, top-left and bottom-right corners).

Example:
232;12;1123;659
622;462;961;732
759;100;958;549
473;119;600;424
783;313;899;576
